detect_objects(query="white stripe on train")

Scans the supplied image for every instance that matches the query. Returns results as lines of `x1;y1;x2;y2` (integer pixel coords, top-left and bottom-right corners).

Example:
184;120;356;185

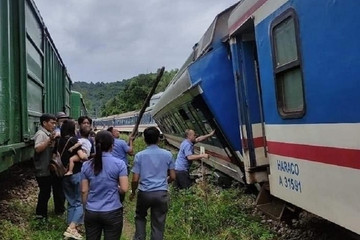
266;123;360;149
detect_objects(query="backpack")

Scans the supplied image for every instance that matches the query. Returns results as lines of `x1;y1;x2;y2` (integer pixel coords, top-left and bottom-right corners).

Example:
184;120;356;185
49;137;72;177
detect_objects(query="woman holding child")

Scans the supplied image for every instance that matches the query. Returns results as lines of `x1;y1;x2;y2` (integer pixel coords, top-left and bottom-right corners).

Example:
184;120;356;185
57;120;88;240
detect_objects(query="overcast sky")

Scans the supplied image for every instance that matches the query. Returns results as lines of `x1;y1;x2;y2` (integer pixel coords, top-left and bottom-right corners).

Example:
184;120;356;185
34;0;239;83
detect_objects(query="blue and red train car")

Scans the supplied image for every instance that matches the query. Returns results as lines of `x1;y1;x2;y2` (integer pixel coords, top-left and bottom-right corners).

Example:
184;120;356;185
152;0;360;235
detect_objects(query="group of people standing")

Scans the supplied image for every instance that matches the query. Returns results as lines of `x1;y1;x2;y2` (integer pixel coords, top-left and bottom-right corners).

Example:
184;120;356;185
33;111;214;240
33;113;96;239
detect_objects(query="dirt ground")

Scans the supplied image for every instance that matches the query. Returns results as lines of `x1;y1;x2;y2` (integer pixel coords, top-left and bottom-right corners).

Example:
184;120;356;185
0;162;38;225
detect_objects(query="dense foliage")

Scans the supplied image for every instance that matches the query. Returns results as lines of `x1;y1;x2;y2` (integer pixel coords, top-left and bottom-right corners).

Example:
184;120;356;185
72;80;128;118
72;69;178;118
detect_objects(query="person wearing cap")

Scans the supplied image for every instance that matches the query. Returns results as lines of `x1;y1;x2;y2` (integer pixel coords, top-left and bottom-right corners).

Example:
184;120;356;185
55;112;69;136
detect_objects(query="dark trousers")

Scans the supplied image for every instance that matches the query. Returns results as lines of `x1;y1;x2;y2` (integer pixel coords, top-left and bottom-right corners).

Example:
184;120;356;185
174;170;192;189
120;192;125;204
35;175;65;218
134;191;169;240
85;208;123;240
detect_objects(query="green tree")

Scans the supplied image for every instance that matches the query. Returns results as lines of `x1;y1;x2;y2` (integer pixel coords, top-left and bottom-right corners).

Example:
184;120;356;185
72;69;178;118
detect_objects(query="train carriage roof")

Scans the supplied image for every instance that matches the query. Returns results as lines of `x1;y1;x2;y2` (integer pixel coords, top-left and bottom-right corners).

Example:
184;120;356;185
194;3;236;59
152;4;237;117
166;3;238;88
94;110;139;121
228;0;269;35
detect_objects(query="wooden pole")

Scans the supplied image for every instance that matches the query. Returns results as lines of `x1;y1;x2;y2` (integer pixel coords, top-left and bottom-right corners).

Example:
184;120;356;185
130;66;165;138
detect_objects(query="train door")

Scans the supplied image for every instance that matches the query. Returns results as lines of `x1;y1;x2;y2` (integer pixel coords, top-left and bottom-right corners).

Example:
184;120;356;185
229;20;268;184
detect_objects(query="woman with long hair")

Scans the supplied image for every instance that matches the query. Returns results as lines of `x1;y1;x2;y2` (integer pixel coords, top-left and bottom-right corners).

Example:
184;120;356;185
58;120;87;240
81;130;128;239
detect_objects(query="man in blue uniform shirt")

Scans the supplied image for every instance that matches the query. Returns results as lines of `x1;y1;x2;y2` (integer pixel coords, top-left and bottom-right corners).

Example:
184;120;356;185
174;129;215;189
130;127;175;240
107;127;134;167
108;126;134;203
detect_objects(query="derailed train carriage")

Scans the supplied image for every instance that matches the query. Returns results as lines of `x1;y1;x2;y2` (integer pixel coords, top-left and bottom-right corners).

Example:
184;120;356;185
152;5;245;182
152;0;360;235
0;0;76;173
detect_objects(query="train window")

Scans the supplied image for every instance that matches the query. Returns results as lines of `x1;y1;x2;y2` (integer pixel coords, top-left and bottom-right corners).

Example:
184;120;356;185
169;116;183;134
145;114;151;124
157;117;164;130
273;19;297;67
174;112;187;131
141;113;150;124
203;123;213;133
178;109;189;120
193;107;222;148
183;114;195;131
163;116;175;134
160;117;169;132
164;118;172;133
170;125;177;133
158;118;167;131
271;9;305;118
170;113;185;133
168;117;181;134
184;106;203;136
187;105;207;133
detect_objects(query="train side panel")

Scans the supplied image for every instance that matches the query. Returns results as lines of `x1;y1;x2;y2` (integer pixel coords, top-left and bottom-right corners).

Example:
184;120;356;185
152;5;246;182
0;0;34;172
44;33;67;115
188;45;241;157
70;90;87;120
0;0;74;173
93;109;157;134
253;0;360;234
25;0;44;134
64;74;71;114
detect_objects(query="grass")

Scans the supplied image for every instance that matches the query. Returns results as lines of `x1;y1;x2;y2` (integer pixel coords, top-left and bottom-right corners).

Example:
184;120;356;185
126;135;275;240
162;184;275;240
0;197;68;240
0;135;275;240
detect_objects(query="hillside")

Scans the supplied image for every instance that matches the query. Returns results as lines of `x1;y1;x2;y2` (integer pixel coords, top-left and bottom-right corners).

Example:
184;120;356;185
72;69;177;118
72;80;128;118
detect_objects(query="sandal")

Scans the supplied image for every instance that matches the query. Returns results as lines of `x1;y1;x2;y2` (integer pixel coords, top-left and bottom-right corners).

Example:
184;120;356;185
63;227;83;240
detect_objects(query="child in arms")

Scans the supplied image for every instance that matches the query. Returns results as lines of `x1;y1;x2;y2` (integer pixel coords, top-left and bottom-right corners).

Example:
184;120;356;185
65;137;91;176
